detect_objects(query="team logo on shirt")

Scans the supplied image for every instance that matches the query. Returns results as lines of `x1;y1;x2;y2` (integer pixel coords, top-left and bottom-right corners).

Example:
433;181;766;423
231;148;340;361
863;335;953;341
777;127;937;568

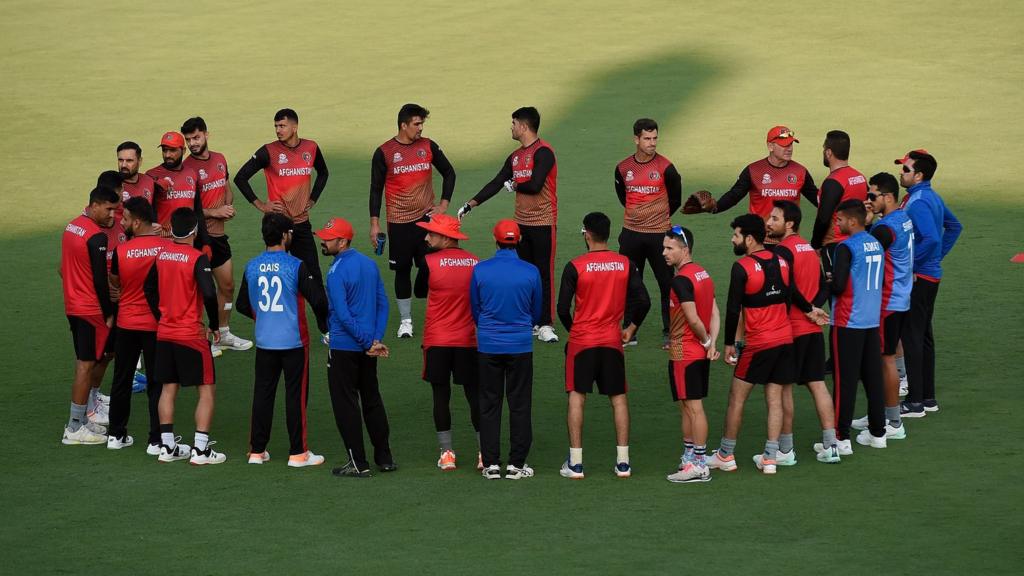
625;170;634;181
762;173;772;185
417;149;427;159
162;176;175;187
393;152;403;163
186;176;195;186
278;153;288;165
143;189;152;200
512;156;519;167
217;163;225;173
525;155;532;165
649;171;660;181
788;174;798;184
198;169;208;181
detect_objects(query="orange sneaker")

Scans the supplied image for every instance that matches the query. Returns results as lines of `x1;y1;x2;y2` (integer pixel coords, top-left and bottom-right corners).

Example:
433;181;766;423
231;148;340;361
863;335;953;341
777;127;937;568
247;451;270;464
288;451;325;468
753;454;777;475
437;449;457;471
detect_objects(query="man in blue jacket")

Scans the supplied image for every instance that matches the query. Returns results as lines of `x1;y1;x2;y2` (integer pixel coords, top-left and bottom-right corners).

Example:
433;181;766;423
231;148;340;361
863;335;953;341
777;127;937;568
317;217;396;477
894;150;962;417
471;219;543;479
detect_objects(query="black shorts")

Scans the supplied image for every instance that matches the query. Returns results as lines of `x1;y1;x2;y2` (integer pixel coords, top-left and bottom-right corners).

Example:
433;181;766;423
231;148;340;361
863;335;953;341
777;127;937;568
565;343;626;395
880;310;907;355
422;346;479;386
67;314;111;362
668;357;710;401
792;332;826;384
208;234;232;268
735;343;795;385
388;217;429;271
155;339;215;387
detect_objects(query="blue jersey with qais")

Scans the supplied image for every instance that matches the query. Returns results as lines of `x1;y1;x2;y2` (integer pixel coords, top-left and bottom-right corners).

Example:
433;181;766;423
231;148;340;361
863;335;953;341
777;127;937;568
244;250;308;350
832;231;883;329
876;210;914;312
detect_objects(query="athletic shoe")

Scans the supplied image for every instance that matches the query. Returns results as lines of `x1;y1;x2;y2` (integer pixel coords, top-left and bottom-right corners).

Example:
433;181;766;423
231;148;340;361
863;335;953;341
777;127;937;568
321;333;330;346
248;451;270;464
288;451;325;468
536;325;559;343
898;376;908;397
88;403;110;426
775;449;797;466
753;454;777;474
481;464;501;480
437;449;457;471
132;372;147;394
560;459;584;479
899;400;926;418
210;344;223;358
851;415;870;431
815;444;841;463
623;336;638;347
615;462;632;478
922;399;940;413
532;325;540;337
158;442;192;462
213;331;254;353
332;461;371;478
397;319;414;339
62;425;106;445
814;440;853;456
95;391;110;404
667;462;711;483
378;461;399;473
505;464;534;480
190;442;227;465
706;450;738;471
84;421;107;435
146;443;162;456
107;434;133;450
885;422;907;440
856;430;887;448
477;452;484;471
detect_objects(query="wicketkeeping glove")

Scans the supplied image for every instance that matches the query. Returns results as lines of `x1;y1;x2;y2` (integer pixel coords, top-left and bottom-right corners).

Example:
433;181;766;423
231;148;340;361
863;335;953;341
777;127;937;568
682;190;717;214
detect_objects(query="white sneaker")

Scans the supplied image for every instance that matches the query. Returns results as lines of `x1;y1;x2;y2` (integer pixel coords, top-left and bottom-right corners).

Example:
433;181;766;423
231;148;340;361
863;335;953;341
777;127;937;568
88;403;110;426
147;443;162;456
94;390;111;404
752;454;777;475
288;451;325;468
158;442;192;462
84;421;107;435
397;319;414;339
248;451;270;464
62;424;106;445
851;415;870;431
214;331;254;352
482;464;501;480
814;440;853;456
775;449;797;466
505;464;535;479
559;459;584;479
107;434;134;449
210;344;223;358
856;430;887;448
898;375;908;397
190;442;227;465
532;325;540;337
706;450;738;471
815;444;841;463
667;462;711;483
886;422;907;440
536;325;559;343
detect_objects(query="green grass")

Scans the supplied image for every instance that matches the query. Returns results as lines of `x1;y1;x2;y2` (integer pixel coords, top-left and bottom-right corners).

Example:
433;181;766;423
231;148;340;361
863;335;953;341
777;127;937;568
1;1;1022;574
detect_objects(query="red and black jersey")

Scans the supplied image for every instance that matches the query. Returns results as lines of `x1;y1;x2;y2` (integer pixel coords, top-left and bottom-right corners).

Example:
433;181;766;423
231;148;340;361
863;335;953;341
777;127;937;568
61;214;113;318
122;173;156;206
101;223;127;272
774;234;826;337
233;139;329;224
715;158;818;218
556;250;650;348
725;249;792;349
369;138;456;224
147;242;219;342
417;247;479;348
183;152;230;237
471;139;558;226
668;262;715;361
812;165;868;248
145;164;202;231
614;153;682;233
111;234;168;332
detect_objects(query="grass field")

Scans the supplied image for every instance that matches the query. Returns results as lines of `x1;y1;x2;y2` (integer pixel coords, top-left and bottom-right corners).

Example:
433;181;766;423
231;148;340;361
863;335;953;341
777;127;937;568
2;1;1022;573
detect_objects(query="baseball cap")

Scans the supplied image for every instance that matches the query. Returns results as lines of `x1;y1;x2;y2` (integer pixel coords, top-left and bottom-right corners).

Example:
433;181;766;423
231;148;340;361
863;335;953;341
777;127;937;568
766;126;799;146
315;217;354;241
493;219;521;245
416;214;468;240
894;149;929;165
159;131;185;149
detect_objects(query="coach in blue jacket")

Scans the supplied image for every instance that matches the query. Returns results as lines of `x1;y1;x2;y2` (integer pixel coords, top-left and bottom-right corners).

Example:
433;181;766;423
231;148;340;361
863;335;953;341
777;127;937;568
895;150;962;417
318;217;396;478
471;219;543;479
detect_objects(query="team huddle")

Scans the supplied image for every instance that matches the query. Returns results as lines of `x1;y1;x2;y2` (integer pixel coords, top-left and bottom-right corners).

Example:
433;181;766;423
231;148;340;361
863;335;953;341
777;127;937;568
59;106;963;482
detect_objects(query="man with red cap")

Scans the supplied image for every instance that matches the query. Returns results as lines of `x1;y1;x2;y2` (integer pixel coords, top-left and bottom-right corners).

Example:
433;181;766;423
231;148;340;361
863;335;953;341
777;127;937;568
470;219;543;479
412;214;480;471
318;216;395;478
145;131;208;246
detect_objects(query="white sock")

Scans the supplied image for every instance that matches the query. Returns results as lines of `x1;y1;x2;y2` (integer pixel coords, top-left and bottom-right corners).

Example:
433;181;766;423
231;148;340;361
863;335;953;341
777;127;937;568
195;431;209;452
87;388;98;412
397;298;412;321
569;447;583;466
219;326;230;335
161;432;175;448
616;445;629;464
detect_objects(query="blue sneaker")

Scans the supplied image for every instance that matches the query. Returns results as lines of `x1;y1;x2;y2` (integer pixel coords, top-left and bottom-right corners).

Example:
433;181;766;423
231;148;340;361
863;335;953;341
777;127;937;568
614;462;631;478
560;459;584;479
899;400;926;418
131;372;147;394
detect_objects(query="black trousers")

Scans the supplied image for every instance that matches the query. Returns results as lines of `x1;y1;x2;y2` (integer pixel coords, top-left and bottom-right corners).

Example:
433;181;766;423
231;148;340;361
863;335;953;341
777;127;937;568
327;349;392;469
903;278;939;403
478;352;533;468
618;228;671;335
517;224;555;326
289;221;323;286
251;347;309;455
832;326;885;440
431;381;481;433
108;328;159;444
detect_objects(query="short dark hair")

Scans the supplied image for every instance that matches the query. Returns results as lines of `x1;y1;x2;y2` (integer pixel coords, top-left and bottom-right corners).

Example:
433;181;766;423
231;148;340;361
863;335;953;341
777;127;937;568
582;212;611;243
869;172;900;201
512;107;541;132
89;186;119;205
116;141;142;158
262;213;295;246
170;207;198;237
824;130;851;161
772;200;802;232
633;118;658;136
274;108;299;123
123;196;155;224
836;198;867;225
730;213;766;245
666;225;694;251
180;116;207;134
97;170;124;190
397;103;429;128
908;151;937;181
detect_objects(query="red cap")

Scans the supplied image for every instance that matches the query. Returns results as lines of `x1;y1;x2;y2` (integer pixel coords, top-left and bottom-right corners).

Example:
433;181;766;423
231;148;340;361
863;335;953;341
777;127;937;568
416;214;468;240
766;125;799;146
159;131;185;149
894;149;929;165
315;217;354;241
493;219;521;245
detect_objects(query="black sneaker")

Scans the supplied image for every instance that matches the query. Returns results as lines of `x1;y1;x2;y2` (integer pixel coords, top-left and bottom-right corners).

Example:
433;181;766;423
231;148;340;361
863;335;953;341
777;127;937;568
922;399;940;413
332;461;371;478
899;400;926;418
378;461;398;473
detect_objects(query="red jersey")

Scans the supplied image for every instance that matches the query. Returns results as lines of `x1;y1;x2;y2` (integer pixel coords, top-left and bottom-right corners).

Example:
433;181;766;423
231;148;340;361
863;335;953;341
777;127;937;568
378;138;436;224
145;164;200;231
668;262;715;361
183;152;230;237
422;247;479;348
111;235;168;331
617;153;674;233
154;242;214;342
730;249;792;349
511;139;557;226
101;223;126;272
263;139;320;223
720;158;815;219
564;251;632;348
775;234;823;337
820;166;868;245
61;214;111;317
121;173;156;206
